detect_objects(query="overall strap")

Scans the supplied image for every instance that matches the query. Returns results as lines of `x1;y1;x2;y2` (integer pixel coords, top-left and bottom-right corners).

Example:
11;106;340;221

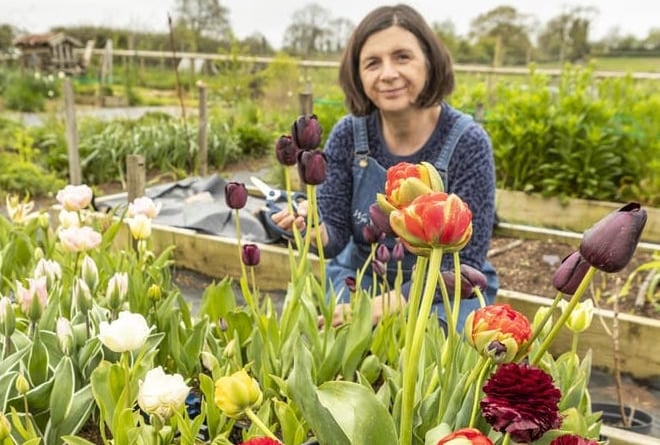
436;113;474;189
351;115;370;157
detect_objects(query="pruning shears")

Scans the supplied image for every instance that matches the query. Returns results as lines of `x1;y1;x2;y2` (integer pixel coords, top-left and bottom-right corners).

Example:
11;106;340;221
250;176;307;241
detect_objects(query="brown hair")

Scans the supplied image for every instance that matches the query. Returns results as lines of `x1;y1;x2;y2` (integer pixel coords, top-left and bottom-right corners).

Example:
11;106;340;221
338;4;454;116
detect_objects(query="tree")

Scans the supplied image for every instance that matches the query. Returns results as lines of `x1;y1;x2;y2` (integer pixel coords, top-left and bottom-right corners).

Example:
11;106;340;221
537;6;597;62
174;0;232;51
282;3;333;56
0;24;15;55
468;6;535;66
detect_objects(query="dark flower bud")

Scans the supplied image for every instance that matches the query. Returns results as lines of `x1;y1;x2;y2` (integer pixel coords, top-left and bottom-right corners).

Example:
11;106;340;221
549;434;599;445
225;182;248;210
376;244;390;263
371;259;387;276
291;114;322;150
392;239;405;262
296;150;327;185
440;264;487;299
579;202;647;273
275;135;298;166
486;340;508;362
362;223;384;245
369;203;394;235
552;251;591;295
241;244;261;266
344;277;356;293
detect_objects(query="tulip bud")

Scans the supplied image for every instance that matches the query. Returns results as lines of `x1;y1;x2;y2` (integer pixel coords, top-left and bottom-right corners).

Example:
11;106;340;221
275;135;298;166
579;202;647;273
376;244;391;264
81;255;99;292
552;251;591;295
0;296;15;338
344;276;357;293
16;373;30;395
106;272;129;311
532;306;553;339
241;244;261;266
201;351;220;372
128;214;152;240
362;223;384;245
560;299;594;333
0;412;10;440
73;278;93;314
440;264;487;299
214;369;263;418
358;354;381;384
291;114;322;150
369;203;394;235
392;239;405;262
297;149;327;185
56;316;74;355
224;182;248;210
147;284;162;302
371;259;387;276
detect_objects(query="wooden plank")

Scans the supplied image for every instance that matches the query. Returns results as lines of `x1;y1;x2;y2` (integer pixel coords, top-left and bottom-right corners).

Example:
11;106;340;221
495;190;660;243
496;290;660;380
601;425;660;445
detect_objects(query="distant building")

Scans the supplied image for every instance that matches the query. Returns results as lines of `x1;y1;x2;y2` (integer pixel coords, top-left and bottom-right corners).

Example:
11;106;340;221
13;32;84;74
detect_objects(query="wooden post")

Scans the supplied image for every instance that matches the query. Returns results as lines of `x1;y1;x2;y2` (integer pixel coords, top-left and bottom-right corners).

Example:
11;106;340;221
126;155;146;204
197;81;208;177
63;77;81;185
475;102;485;123
298;91;313;115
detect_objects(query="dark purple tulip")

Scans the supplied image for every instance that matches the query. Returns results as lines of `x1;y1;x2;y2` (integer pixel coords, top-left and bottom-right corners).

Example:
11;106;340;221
362;223;384;245
344;277;357;293
241;243;261;266
440;264;487;299
225;182;248;210
369;203;394;235
552;251;591;295
371;259;387;276
297;150;327;185
392;239;405;262
579;202;647;273
376;244;391;263
291;114;322;150
275;134;298;166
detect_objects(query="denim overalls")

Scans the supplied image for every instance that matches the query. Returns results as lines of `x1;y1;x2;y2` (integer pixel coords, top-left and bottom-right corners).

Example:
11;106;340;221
325;113;499;329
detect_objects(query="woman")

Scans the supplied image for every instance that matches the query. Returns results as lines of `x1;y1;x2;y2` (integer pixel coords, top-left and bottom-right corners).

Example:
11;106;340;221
273;4;498;329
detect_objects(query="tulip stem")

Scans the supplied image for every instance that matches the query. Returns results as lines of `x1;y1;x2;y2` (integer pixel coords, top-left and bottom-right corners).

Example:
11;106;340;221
450;252;462;330
234;209;248;284
400;248;442;445
515;291;563;362
531;267;597;365
501;432;512;445
244;408;279;440
468;357;493;427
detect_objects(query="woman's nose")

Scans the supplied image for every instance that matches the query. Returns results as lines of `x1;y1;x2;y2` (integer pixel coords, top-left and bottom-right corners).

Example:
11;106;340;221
380;60;399;81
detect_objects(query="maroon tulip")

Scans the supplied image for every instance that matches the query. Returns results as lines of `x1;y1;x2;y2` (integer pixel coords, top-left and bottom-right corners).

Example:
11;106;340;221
369;202;394;235
344;276;357;293
392;239;405;262
481;363;561;443
579;202;647;273
552;251;592;295
376;244;391;263
275;135;298;166
440;264;487;299
362;223;384;245
291;114;322;150
550;434;599;445
241;244;261;266
297;150;327;185
372;259;387;276
225;182;248;210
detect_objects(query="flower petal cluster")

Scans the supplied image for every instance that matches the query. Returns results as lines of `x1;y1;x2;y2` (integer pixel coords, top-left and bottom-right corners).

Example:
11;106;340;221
465;304;532;363
58;226;102;252
127;214;152;240
549;434;598;445
214;369;263;418
376;161;444;214
56;184;93;211
98;311;151;353
128;196;162;219
390;192;472;254
138;366;190;422
435;427;493;445
481;363;562;443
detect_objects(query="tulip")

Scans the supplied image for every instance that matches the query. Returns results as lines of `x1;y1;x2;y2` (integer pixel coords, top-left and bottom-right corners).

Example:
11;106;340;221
297;149;327;185
0;412;10;441
376;162;444;214
275;134;298;166
389;192;472;254
242;244;261;266
0;296;15;338
56;316;74;355
58;209;80;228
58;226;102;252
138;366;190;422
579;202;647;273
552;251;592;295
531;306;553;339
56;184;93;211
214;369;263;418
362;223;384;245
34;258;63;289
225;181;248;210
291;114;322;150
73;278;93;314
344;276;357;293
128;214;152;240
440;264;487;299
15;373;30;395
98;311;151;353
147;284;162;302
16;277;48;322
239;438;282;445
549;434;599;445
5;194;36;224
128;196;162;219
369;202;394;235
560;299;594;333
465;304;532;363
392;239;405;262
371;259;387;276
106;272;129;309
435;427;494;445
376;244;391;264
80;255;99;292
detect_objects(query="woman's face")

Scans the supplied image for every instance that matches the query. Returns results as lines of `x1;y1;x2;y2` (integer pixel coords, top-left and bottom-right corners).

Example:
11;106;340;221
358;25;428;115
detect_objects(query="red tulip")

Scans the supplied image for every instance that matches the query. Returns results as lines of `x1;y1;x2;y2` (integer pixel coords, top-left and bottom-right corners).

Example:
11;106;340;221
275;135;298;166
225;182;248;210
239;438;282;445
465;304;531;363
376;162;444;214
291;114;322;150
435;427;493;445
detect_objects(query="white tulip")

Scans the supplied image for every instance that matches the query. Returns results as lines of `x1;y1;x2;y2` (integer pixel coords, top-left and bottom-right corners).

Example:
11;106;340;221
98;311;151;353
138;366;190;422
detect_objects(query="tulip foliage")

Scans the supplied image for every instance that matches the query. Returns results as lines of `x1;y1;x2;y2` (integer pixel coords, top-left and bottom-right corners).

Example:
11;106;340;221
0;130;649;445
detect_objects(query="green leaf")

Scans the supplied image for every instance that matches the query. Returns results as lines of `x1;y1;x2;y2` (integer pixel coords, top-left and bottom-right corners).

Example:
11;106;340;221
61;436;96;445
341;294;373;378
199;277;237;322
0;371;17;408
45;385;95;444
48;356;75;427
28;331;50;386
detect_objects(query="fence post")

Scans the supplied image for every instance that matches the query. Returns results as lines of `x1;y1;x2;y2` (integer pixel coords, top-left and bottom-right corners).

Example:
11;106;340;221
298;91;313;115
63;77;81;185
197;81;208;177
126;154;146;204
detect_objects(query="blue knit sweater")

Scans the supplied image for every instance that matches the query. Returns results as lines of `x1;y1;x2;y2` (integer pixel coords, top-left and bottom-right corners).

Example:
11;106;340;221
318;103;496;272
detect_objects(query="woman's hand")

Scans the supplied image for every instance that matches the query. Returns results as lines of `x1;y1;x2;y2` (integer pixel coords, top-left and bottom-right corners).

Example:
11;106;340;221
319;291;407;328
271;200;308;232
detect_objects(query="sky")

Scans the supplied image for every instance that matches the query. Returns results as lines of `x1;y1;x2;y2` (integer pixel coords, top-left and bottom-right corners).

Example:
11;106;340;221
2;0;657;48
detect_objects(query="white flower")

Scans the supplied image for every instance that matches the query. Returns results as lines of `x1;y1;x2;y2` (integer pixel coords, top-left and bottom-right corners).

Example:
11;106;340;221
56;184;93;212
98;311;151;353
58;209;80;229
56;317;74;355
58;226;102;252
560;299;595;333
128;196;161;219
128;214;152;240
138;366;190;422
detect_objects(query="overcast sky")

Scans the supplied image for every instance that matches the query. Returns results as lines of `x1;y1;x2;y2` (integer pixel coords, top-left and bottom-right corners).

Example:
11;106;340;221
2;0;657;48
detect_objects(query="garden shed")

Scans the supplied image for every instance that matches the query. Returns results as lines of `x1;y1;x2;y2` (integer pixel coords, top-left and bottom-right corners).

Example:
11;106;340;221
13;32;83;74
